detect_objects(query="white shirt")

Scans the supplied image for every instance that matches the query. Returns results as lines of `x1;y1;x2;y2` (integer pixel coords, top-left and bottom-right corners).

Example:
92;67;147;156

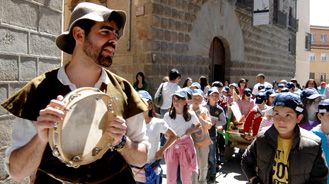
145;117;169;163
252;82;272;95
163;111;199;137
154;82;181;110
4;66;148;175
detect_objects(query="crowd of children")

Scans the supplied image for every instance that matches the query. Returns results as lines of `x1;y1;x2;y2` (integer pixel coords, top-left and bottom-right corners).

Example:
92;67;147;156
134;70;329;184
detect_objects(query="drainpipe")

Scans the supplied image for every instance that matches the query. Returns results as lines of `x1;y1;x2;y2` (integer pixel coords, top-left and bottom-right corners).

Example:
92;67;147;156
127;0;132;51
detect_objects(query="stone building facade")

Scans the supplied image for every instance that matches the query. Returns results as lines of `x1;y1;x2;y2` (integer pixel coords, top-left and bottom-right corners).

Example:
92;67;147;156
0;0;63;183
91;0;297;94
63;0;298;95
0;0;297;183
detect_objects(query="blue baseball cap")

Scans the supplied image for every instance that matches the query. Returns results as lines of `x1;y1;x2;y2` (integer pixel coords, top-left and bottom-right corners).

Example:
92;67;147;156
278;83;285;88
208;87;220;95
221;86;230;93
255;92;267;104
318;99;329;113
137;90;152;101
173;89;187;99
273;92;303;113
192;89;204;97
280;87;289;93
300;88;322;101
244;88;252;96
191;82;201;89
286;82;295;89
182;87;193;100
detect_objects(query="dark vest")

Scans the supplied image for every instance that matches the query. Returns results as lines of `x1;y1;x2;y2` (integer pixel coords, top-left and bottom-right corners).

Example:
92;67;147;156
2;69;148;184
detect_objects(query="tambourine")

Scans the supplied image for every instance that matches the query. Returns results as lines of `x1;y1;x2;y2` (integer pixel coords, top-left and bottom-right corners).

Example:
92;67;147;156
48;87;115;168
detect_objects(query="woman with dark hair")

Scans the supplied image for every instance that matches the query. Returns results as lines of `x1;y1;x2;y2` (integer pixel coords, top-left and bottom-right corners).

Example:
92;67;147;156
238;78;248;95
199;76;211;95
305;79;318;90
133;72;149;92
182;77;193;88
163;89;201;184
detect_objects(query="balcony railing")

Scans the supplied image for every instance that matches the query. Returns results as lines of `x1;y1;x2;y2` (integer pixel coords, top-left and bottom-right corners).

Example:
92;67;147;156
288;16;298;32
311;41;329;48
273;10;287;28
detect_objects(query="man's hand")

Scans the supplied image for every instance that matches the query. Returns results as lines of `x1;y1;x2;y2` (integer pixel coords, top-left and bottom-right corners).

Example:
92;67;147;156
105;115;127;146
36;95;65;144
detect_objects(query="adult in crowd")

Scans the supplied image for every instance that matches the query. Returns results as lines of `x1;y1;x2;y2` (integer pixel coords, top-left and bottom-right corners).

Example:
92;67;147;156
133;71;150;92
238;78;248;96
1;2;148;183
199;76;211;96
154;68;181;118
290;78;302;90
252;73;272;97
182;77;193;88
305;78;318;89
319;81;327;95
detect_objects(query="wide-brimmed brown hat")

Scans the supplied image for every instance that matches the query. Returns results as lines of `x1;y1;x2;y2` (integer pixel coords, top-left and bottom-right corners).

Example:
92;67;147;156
56;2;126;54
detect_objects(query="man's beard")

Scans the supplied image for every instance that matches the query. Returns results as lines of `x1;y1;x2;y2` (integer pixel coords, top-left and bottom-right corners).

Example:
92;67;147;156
83;37;114;67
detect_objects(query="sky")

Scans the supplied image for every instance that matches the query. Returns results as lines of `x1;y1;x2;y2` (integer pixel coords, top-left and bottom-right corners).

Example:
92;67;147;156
310;0;329;26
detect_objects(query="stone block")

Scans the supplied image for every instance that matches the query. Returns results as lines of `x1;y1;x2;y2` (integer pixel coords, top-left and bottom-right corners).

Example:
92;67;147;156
33;0;63;11
161;42;168;52
178;33;184;42
0;56;19;81
163;6;171;17
164;30;171;41
20;57;37;81
9;82;26;96
38;58;61;75
0;27;28;55
39;7;62;35
152;3;163;15
172;9;179;19
175;21;182;32
152;15;161;28
151;41;161;51
0;119;14;150
3;0;38;30
161;18;168;29
153;28;164;40
29;34;61;57
0;84;8;116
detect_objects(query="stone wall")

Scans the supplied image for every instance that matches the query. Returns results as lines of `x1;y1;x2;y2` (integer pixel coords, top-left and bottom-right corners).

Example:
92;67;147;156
232;7;296;85
129;0;297;94
0;0;63;183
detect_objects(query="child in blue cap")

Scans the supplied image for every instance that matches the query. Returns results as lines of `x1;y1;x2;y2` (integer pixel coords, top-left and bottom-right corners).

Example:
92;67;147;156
241;92;328;184
312;99;329;184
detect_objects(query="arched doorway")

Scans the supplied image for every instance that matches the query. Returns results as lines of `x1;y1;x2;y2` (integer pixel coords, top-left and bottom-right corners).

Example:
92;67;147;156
209;37;225;83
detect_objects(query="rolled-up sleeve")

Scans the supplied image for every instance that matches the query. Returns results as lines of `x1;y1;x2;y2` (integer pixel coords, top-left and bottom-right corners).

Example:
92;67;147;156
125;113;150;149
4;118;37;175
